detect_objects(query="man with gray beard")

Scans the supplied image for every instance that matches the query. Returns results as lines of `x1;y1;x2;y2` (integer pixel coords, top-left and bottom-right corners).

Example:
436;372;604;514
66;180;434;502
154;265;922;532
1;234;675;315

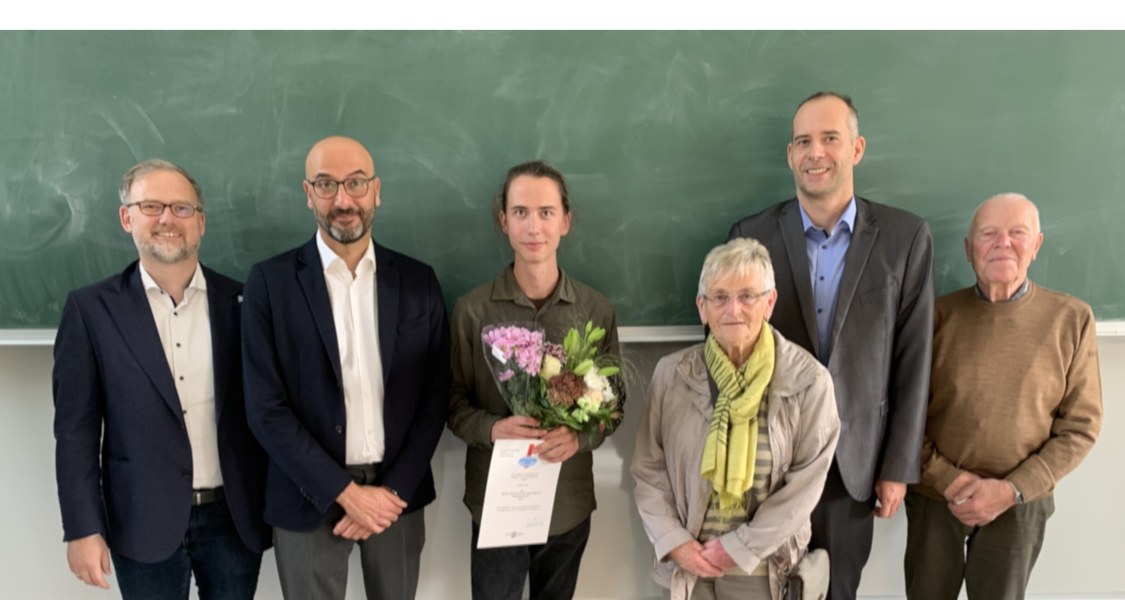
242;136;451;600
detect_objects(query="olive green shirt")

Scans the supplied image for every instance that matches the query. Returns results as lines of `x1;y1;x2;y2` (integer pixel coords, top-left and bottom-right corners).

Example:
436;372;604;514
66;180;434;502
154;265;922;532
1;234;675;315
448;265;622;536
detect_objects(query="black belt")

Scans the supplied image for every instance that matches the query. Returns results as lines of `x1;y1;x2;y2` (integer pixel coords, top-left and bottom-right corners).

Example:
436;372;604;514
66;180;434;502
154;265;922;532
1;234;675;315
345;463;382;485
191;487;224;506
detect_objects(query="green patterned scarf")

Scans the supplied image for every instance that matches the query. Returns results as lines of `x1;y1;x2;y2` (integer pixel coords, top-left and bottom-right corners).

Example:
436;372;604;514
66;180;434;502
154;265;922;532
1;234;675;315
700;323;775;514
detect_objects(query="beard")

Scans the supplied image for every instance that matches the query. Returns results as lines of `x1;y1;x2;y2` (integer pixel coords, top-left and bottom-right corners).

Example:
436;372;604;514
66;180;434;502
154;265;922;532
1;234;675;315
316;206;373;244
137;233;197;265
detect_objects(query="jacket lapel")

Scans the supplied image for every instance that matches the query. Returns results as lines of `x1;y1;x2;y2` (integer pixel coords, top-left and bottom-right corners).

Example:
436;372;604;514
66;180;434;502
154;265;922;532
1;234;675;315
296;238;343;387
103;263;184;423
374;242;398;381
778;201;821;357
829;198;878;363
205;266;236;424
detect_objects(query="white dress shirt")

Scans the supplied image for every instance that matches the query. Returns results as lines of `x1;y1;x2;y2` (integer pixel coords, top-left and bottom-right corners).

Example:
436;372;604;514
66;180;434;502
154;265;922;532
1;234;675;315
139;262;223;489
316;232;386;465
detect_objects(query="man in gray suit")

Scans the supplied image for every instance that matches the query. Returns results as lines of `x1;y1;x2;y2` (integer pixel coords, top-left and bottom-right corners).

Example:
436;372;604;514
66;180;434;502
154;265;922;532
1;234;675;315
729;91;933;600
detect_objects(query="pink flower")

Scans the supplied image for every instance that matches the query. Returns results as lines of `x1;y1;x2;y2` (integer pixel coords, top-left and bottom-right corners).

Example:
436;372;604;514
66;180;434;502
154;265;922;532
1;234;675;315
516;344;542;376
484;325;544;376
498;369;515;382
484;326;544;362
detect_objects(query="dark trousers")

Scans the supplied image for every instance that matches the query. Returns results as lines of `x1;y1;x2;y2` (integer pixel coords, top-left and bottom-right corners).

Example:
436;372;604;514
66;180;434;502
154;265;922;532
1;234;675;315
904;489;1053;600
111;499;262;600
470;517;591;600
808;460;875;600
273;464;426;600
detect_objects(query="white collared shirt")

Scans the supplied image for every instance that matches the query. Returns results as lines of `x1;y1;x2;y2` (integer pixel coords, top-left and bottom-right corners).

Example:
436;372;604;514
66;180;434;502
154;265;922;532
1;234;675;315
316;232;386;464
139;262;223;489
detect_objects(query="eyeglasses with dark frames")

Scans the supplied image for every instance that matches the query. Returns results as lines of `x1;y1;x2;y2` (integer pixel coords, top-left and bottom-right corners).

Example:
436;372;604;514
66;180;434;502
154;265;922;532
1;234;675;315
306;176;376;199
124;201;202;218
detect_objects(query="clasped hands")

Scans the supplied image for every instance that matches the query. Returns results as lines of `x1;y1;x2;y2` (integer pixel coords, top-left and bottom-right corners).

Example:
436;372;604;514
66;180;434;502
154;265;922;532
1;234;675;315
334;482;408;541
669;538;737;578
942;472;1018;527
490;415;579;463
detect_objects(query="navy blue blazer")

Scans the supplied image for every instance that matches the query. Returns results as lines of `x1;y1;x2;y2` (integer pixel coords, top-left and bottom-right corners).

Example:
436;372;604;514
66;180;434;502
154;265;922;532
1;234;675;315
242;237;451;531
53;261;271;562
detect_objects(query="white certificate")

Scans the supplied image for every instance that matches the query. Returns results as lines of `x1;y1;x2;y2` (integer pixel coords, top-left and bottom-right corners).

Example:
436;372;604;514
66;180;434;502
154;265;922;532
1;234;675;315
476;438;563;549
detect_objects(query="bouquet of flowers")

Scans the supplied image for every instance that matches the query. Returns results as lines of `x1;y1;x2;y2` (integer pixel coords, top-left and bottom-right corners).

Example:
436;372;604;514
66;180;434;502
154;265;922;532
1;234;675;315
481;321;622;440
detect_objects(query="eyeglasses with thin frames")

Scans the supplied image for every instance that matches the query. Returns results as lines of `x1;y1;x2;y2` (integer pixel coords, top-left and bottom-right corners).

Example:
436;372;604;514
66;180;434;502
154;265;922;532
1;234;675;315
124;201;202;218
702;289;772;309
306;176;376;199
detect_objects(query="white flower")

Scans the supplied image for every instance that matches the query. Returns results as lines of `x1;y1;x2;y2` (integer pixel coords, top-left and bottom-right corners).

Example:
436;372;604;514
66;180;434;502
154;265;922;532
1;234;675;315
583;370;615;402
602;384;617;403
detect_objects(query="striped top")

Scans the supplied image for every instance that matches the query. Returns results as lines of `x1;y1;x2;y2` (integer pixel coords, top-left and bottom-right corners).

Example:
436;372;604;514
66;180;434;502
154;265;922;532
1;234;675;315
698;399;772;576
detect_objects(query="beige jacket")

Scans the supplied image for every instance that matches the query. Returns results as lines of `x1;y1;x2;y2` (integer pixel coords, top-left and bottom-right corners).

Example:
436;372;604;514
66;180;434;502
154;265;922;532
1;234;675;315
631;329;840;600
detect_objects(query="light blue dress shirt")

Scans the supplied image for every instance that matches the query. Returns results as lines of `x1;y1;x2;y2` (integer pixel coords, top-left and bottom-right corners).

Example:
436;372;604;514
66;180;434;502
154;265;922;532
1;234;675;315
799;197;857;363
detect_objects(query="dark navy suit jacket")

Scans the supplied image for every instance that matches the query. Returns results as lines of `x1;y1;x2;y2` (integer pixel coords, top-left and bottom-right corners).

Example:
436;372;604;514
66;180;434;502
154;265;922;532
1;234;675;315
242;237;451;531
53;261;271;562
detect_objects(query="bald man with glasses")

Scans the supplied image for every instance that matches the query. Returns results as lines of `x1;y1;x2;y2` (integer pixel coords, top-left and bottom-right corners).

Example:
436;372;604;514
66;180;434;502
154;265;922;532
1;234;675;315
53;159;270;599
242;136;451;600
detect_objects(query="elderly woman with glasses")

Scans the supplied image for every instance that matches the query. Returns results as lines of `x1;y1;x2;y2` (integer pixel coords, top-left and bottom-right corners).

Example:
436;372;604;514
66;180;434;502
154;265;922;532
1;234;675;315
632;238;840;600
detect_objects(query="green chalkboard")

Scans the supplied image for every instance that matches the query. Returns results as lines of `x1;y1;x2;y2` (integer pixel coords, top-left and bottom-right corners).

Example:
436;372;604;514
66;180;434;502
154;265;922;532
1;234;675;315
2;31;1123;328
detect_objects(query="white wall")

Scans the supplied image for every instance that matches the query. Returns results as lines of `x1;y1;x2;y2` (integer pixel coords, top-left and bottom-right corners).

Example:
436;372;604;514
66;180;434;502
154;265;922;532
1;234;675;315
4;339;1122;599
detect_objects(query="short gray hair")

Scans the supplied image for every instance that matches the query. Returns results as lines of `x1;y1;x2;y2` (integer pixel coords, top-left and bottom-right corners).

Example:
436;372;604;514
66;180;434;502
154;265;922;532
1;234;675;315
698;238;776;297
969;192;1040;236
119;159;203;206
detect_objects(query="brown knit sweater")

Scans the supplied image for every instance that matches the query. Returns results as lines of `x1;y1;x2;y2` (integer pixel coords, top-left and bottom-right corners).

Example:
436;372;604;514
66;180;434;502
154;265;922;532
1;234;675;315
916;282;1102;503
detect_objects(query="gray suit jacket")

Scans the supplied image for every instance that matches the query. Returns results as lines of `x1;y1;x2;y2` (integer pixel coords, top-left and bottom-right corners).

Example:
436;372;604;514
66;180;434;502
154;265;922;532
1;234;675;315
729;197;933;501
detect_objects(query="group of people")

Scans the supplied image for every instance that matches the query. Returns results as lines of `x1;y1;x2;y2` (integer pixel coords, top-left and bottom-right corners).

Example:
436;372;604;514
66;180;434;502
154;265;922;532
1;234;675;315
631;92;1102;600
51;90;1102;600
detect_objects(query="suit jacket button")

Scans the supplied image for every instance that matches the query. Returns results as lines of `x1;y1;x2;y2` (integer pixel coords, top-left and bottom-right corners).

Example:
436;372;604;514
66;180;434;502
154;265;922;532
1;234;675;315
335;425;343;434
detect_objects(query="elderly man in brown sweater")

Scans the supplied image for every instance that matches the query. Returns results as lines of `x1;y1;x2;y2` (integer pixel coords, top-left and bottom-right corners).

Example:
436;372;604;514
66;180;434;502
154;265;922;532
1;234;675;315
904;193;1103;600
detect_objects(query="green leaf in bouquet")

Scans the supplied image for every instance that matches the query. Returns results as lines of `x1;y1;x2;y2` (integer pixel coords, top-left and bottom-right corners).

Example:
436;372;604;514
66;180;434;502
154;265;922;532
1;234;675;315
598;366;620;376
563;328;579;358
586;327;605;344
573;359;594;376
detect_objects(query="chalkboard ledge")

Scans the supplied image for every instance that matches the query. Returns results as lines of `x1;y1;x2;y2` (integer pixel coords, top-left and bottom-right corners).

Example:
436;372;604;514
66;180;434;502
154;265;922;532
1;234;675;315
619;321;1125;342
1096;320;1125;336
1;329;55;345
4;322;1125;346
619;326;704;344
0;327;709;346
